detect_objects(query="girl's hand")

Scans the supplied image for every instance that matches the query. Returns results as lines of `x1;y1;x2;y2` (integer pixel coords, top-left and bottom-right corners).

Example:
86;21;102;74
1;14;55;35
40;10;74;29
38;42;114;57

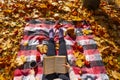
29;69;35;75
62;63;71;70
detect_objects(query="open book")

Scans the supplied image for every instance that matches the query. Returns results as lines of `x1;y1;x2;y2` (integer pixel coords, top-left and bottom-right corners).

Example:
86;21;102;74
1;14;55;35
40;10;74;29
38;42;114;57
43;56;67;74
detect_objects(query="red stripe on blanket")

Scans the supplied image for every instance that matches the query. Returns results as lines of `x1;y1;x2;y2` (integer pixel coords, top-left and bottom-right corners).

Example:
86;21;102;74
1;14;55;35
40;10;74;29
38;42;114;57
92;66;107;74
71;66;106;75
84;49;99;55
81;66;106;74
14;67;43;76
22;35;48;41
26;23;49;28
76;35;94;40
17;50;40;56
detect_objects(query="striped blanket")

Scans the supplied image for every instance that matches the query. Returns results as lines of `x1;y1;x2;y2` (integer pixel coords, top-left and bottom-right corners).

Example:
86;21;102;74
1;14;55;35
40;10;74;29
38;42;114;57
14;19;109;80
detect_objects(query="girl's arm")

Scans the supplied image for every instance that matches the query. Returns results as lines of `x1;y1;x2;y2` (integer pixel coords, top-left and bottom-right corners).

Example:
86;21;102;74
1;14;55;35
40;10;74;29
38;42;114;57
63;63;78;80
68;67;78;80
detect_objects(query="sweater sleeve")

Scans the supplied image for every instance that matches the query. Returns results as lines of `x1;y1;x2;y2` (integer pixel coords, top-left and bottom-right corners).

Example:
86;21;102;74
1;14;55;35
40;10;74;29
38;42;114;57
69;67;78;80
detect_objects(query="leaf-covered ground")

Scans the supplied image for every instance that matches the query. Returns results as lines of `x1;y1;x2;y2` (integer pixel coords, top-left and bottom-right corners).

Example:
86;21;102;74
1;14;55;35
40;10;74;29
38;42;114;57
0;0;120;80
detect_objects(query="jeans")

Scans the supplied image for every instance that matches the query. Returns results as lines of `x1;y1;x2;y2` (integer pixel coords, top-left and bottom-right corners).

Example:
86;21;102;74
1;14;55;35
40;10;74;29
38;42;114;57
42;38;70;80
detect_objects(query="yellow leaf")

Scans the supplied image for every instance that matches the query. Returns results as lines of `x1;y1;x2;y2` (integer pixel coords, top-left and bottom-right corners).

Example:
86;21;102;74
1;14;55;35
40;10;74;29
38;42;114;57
65;2;73;7
77;54;85;60
109;60;114;65
108;56;113;61
16;55;26;66
40;4;47;8
72;16;82;21
3;10;13;13
43;44;48;53
0;74;5;80
82;29;93;35
73;51;79;58
112;71;120;80
75;59;84;67
36;44;48;54
56;43;59;50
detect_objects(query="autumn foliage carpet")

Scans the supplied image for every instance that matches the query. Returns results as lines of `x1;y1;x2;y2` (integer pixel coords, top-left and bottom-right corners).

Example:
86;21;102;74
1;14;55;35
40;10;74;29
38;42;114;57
0;0;120;80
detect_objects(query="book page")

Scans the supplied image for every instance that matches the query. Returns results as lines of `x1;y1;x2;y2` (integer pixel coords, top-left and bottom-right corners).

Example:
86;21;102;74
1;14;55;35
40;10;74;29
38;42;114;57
43;56;55;74
55;56;67;74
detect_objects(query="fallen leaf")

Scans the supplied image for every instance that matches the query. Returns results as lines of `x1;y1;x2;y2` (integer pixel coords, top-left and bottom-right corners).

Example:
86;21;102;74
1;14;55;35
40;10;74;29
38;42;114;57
112;71;120;80
82;29;93;35
76;59;84;67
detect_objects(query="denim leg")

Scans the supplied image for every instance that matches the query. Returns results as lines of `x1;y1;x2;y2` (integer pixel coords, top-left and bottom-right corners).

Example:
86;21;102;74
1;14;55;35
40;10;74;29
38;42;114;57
46;38;56;56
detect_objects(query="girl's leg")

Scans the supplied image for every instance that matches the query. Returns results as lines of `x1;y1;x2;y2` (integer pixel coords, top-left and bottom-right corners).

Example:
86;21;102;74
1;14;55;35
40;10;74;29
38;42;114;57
59;38;67;56
46;38;56;56
46;29;56;56
58;28;70;80
58;28;68;59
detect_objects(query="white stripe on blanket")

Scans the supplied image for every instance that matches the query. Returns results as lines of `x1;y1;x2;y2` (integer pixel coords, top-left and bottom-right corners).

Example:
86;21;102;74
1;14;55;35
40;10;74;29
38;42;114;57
78;39;96;46
85;54;102;61
80;73;109;80
24;27;49;32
